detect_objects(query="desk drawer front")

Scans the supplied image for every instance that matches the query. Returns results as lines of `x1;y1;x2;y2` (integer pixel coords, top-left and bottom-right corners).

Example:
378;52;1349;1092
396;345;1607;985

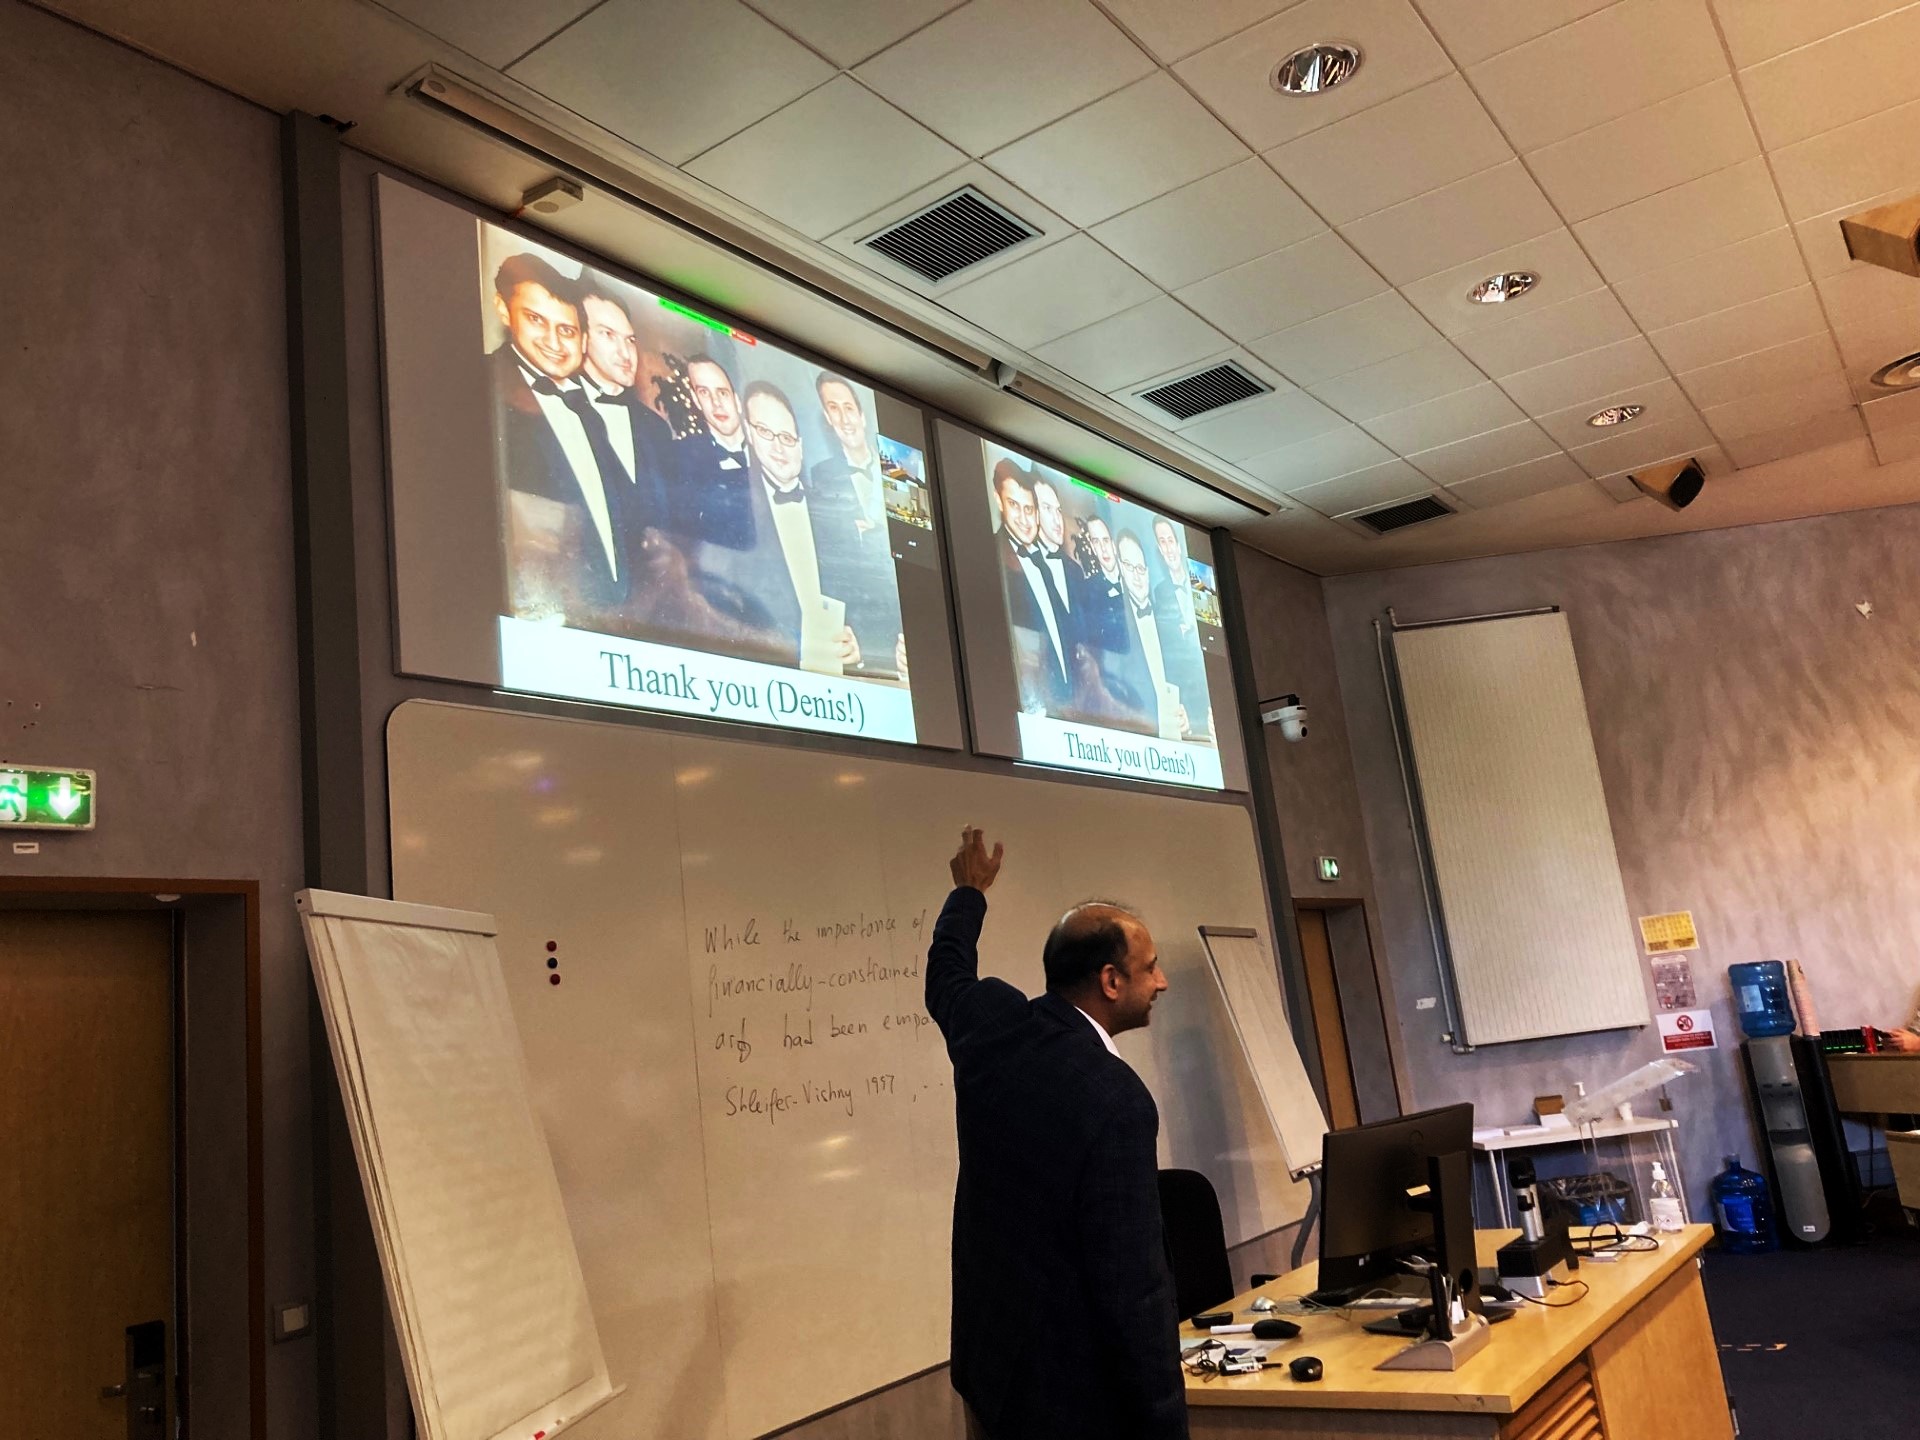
1506;1361;1602;1440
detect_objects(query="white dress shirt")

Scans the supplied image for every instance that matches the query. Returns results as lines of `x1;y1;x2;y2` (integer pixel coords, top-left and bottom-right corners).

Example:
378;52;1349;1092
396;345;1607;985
1074;1006;1120;1058
518;353;618;580
581;376;637;485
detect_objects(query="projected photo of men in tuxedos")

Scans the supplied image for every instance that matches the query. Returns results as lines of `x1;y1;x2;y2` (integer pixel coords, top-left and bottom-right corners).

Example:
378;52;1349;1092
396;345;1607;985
479;226;914;685
983;443;1217;746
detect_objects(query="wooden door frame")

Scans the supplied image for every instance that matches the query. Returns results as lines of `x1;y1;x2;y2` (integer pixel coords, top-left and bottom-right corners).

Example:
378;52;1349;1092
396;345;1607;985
0;878;265;1438
1291;896;1414;1119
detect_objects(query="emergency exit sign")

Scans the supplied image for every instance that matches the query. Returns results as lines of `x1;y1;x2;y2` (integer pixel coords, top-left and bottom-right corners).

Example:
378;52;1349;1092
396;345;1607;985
0;765;96;830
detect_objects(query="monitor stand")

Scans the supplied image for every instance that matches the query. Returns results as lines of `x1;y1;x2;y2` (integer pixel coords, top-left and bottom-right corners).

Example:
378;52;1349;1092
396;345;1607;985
1377;1150;1490;1373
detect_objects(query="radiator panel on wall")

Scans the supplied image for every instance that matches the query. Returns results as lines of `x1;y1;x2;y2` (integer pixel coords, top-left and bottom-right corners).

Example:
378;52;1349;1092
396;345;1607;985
1393;612;1649;1045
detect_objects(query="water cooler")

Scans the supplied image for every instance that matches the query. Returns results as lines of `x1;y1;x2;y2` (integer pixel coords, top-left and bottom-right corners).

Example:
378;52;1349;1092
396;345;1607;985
1732;962;1861;1247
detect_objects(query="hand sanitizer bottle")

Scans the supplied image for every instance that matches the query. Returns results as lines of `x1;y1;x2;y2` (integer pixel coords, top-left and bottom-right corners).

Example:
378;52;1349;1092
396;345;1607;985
1648;1163;1685;1233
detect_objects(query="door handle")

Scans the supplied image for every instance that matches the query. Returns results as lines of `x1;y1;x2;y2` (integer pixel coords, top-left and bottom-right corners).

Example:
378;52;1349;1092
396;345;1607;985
101;1384;126;1399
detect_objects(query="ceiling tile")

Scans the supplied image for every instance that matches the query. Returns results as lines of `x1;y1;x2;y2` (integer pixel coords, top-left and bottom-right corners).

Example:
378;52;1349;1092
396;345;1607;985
1815;266;1920;332
1445;452;1588;508
1739;5;1920;150
1699;372;1857;440
1573;158;1786;282
1288;460;1432;516
1400;228;1605;338
1467;0;1727;151
1265;76;1512;226
856;0;1154;156
1340;162;1560;286
1093;0;1297;62
1177;231;1387;341
939;234;1156;347
1308;344;1486;422
375;0;603;67
744;0;966;66
1173;0;1452;151
1720;406;1867;468
1676;332;1847;412
1451;288;1639;375
987;73;1247;227
1871;419;1920;465
1858;385;1920;438
1409;0;1616;67
1568;412;1717;477
1176;389;1347;457
1404;420;1561;485
1246;291;1443;386
1830;312;1920;382
1611;228;1812;330
1497;336;1671;417
1534;377;1696;450
1525;79;1759;224
1239;426;1397;490
1092;159;1321;290
1646;285;1828;373
1767;93;1920;221
510;0;835;165
1032;297;1233;391
1363;382;1525;453
1710;0;1914;68
685;79;963;239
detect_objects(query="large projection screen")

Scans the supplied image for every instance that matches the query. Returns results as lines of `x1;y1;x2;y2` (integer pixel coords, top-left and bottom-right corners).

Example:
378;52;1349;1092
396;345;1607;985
935;419;1249;791
374;176;962;750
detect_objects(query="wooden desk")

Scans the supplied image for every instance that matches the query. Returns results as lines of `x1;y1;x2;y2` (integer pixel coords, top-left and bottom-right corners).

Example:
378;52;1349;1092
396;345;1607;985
1182;1226;1730;1440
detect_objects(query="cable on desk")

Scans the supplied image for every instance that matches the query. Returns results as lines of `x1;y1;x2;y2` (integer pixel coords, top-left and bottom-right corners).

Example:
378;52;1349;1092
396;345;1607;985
1569;1222;1660;1255
1517;1278;1590;1308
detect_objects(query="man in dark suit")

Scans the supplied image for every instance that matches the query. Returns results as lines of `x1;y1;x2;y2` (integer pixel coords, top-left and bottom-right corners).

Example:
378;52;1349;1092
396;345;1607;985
675;353;757;551
577;287;678;541
808;371;902;673
490;253;636;622
926;827;1186;1440
992;461;1072;707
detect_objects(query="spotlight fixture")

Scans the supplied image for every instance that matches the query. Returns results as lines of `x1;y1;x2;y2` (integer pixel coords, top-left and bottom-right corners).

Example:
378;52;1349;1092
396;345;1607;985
1271;42;1363;96
1587;403;1644;427
1630;457;1706;510
1871;350;1920;390
1468;271;1537;304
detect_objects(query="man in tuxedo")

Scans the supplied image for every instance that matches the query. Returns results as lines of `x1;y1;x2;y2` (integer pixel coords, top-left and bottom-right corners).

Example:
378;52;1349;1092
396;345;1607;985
697;380;875;670
1151;519;1197;640
811;371;888;536
1115;531;1195;739
992;462;1072;707
1074;516;1130;655
1148;518;1211;740
809;371;903;672
926;827;1186;1440
490;253;635;619
577;287;678;544
676;353;756;550
1030;478;1081;634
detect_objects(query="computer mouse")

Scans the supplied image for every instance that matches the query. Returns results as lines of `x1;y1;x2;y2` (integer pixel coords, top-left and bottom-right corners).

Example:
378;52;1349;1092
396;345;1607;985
1289;1355;1323;1383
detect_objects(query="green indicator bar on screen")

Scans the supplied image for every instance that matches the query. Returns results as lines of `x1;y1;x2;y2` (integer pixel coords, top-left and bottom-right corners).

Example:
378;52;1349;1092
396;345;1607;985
1068;477;1109;497
659;297;755;344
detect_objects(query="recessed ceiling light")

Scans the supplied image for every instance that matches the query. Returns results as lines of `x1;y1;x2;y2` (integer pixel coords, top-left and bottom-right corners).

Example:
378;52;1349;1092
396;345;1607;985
1271;42;1363;96
1587;404;1645;427
1468;271;1537;305
1871;350;1920;389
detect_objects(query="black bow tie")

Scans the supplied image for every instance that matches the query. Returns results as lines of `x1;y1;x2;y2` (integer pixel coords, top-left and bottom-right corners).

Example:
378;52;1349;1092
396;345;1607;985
769;484;807;506
529;374;570;398
1133;600;1153;619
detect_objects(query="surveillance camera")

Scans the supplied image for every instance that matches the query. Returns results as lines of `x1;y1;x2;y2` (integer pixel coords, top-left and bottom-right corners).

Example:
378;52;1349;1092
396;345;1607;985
989;360;1020;390
1259;694;1308;742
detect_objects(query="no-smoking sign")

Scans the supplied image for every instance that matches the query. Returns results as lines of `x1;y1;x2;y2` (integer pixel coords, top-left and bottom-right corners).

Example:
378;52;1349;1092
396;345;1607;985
1658;1008;1718;1052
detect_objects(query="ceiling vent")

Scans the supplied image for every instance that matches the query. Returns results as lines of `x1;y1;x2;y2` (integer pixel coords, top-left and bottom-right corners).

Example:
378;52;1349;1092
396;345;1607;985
1135;361;1272;422
1355;494;1455;534
860;187;1039;284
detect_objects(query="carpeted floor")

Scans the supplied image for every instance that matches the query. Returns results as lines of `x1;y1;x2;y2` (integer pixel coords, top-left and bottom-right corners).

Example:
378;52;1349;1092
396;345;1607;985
1700;1203;1920;1440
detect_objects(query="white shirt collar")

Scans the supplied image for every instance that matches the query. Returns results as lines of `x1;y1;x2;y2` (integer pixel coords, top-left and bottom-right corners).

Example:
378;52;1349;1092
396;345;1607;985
1074;1006;1120;1057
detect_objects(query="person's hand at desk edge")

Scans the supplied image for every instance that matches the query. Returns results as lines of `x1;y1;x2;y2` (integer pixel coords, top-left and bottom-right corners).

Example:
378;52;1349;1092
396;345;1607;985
1883;1028;1920;1053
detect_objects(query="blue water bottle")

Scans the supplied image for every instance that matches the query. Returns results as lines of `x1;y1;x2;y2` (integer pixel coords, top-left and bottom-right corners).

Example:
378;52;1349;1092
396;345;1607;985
1728;961;1795;1038
1710;1155;1778;1253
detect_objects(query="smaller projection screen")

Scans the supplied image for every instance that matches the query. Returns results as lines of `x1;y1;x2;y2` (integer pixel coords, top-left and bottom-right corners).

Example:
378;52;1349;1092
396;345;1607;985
375;177;962;749
936;421;1248;791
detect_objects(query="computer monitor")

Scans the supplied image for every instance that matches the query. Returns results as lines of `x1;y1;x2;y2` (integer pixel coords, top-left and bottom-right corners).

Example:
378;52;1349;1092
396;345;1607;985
1316;1102;1475;1300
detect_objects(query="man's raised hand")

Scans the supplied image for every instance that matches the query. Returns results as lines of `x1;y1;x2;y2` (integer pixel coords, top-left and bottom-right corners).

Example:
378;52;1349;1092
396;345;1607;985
950;826;1004;893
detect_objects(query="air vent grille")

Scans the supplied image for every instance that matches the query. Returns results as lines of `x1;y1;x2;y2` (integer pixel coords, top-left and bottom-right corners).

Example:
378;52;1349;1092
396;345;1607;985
861;188;1039;284
1136;362;1271;422
1356;494;1454;534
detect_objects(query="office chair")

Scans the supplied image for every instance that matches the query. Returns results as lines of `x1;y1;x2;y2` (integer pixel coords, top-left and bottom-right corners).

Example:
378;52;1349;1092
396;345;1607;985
1158;1168;1237;1318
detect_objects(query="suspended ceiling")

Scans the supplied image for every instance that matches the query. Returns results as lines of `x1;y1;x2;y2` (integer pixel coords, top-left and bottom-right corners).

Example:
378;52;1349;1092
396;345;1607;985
37;0;1920;574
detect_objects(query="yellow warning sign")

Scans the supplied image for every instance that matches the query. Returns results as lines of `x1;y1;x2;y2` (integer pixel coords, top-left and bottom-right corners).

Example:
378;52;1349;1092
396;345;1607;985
1638;910;1699;954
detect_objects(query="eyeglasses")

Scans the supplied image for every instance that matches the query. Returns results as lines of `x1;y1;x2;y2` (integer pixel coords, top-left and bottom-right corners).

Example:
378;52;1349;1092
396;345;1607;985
1118;557;1149;574
750;421;801;448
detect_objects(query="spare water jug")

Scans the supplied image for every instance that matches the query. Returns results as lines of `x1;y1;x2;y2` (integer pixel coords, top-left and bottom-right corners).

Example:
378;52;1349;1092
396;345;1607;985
1729;960;1795;1038
1710;1155;1777;1253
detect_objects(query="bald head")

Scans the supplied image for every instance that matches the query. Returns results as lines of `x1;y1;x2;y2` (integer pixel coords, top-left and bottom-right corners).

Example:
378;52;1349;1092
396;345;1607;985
1043;900;1166;1034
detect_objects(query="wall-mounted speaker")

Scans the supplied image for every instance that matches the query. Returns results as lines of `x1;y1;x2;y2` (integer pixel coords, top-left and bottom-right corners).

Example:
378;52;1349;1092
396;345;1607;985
1630;457;1706;510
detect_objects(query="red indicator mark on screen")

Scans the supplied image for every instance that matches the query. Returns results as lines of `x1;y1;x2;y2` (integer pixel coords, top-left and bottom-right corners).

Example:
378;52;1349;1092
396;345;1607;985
659;297;757;345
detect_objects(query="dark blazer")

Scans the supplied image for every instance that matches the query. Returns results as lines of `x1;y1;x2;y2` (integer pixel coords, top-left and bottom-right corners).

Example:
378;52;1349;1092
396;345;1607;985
583;381;678;545
926;888;1187;1440
491;344;630;611
1000;533;1072;705
674;430;757;552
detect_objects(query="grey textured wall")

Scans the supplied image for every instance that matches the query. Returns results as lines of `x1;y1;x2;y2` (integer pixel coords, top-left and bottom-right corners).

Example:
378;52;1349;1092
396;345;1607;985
1323;503;1920;1209
0;2;313;1432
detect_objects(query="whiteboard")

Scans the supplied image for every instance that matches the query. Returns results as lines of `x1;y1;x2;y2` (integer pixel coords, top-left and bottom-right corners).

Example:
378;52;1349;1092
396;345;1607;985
1393;614;1649;1045
1199;929;1328;1178
386;699;1309;1439
297;890;617;1440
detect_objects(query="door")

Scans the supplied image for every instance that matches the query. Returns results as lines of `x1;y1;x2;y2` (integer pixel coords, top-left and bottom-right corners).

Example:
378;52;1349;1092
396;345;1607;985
0;911;174;1435
1294;908;1361;1131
